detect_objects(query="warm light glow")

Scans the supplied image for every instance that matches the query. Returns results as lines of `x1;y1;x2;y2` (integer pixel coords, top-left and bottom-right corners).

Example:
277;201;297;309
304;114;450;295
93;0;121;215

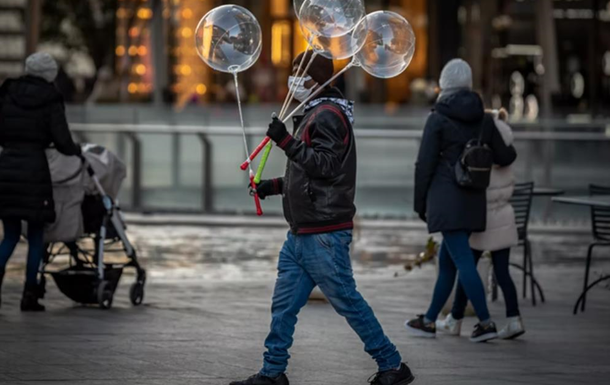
181;65;192;75
137;8;153;19
196;84;207;95
181;27;192;38
138;45;148;56
135;64;147;75
271;0;289;18
129;27;140;37
128;83;138;94
272;21;291;66
128;45;138;56
182;8;193;19
116;8;126;18
116;45;125;56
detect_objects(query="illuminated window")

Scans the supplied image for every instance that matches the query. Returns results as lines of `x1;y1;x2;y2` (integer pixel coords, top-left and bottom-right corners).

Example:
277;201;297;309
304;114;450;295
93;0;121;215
272;21;292;66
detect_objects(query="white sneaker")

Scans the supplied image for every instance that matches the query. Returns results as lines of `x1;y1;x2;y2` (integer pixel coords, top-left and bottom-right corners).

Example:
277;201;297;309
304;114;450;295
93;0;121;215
435;313;462;336
498;316;525;340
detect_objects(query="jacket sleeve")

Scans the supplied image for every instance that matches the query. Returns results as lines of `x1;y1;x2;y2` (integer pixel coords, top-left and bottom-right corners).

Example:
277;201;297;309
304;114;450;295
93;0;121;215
48;101;81;156
414;113;441;215
487;116;517;167
278;110;348;179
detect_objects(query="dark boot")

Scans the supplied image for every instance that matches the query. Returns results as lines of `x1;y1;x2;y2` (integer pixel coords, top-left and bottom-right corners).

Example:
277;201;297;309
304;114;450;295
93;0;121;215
0;270;4;309
20;284;45;312
230;373;289;385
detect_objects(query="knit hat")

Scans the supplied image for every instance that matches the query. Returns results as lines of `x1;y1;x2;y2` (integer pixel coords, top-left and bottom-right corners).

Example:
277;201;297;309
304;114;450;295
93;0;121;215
293;50;334;86
439;58;472;93
25;52;58;83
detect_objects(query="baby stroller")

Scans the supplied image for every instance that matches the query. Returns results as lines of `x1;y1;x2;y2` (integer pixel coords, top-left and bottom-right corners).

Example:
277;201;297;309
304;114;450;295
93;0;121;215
38;144;146;309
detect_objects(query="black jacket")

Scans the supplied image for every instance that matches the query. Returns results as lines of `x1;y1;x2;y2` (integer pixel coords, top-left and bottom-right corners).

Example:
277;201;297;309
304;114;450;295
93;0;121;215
0;76;81;223
269;88;356;234
414;90;517;234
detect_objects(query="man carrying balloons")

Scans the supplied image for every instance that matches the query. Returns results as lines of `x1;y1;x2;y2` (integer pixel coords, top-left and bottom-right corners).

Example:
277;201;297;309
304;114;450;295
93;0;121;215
231;51;415;385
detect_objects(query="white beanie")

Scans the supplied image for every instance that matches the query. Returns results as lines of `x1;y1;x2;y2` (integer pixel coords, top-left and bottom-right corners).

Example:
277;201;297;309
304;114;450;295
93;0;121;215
25;52;59;83
439;58;472;93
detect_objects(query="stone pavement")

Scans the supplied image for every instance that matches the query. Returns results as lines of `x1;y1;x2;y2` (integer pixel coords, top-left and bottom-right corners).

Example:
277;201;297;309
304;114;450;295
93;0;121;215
1;221;609;385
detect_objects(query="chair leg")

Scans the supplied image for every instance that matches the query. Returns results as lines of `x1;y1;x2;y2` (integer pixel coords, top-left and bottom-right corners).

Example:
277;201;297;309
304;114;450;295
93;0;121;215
491;271;499;302
581;243;596;312
522;243;528;299
527;240;537;306
574;275;610;314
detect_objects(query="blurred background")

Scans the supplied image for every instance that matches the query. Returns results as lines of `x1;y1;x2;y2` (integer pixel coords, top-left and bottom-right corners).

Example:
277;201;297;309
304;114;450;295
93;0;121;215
1;0;609;222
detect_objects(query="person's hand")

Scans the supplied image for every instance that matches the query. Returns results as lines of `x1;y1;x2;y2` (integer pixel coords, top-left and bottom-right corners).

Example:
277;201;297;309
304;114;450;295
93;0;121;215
248;179;275;200
266;117;289;145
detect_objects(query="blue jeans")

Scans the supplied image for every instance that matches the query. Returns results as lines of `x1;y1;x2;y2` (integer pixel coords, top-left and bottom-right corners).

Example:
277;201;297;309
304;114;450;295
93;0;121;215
0;219;44;286
452;248;520;319
261;230;401;378
424;231;491;323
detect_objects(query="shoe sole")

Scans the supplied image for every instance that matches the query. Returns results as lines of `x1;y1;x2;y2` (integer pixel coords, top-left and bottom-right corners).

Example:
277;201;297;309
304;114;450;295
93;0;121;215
502;330;525;340
396;374;416;384
404;322;436;338
469;332;498;343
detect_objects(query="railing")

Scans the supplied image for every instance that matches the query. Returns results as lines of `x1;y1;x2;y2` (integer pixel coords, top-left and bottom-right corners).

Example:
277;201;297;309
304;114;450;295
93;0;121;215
70;121;610;223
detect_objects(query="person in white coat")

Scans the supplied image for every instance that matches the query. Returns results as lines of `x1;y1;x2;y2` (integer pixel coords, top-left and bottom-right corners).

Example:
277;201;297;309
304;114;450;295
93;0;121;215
436;108;525;340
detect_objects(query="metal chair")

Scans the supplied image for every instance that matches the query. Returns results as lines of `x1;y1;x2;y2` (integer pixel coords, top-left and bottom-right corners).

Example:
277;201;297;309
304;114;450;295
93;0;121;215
508;182;545;305
573;184;610;314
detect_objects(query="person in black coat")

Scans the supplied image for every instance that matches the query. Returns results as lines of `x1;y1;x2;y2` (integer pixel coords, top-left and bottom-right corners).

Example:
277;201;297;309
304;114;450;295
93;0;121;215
0;52;81;311
405;59;517;343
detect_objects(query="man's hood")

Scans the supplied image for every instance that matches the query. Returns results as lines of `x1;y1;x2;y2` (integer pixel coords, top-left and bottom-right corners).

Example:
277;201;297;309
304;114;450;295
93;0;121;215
435;89;484;123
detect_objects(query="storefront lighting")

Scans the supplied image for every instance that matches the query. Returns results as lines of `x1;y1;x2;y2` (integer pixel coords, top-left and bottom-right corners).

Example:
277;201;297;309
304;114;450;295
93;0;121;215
128;83;138;94
196;84;207;95
135;64;147;75
116;45;126;56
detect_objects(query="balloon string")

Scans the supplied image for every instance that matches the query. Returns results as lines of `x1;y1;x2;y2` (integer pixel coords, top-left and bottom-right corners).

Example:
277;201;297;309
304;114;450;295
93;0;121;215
280;51;318;119
281;60;355;123
279;47;309;118
233;71;253;174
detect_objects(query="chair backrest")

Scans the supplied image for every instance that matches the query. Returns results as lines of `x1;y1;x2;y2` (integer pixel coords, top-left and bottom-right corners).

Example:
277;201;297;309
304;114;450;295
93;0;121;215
510;182;535;242
590;184;610;241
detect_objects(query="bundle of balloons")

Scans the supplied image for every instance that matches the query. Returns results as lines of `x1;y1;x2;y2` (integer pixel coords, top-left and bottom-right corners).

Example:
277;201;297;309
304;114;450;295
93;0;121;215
195;1;416;215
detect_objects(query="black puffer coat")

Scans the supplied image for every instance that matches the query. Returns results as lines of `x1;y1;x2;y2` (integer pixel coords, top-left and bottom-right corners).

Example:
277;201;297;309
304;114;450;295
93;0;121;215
0;76;81;223
275;88;356;234
414;90;517;234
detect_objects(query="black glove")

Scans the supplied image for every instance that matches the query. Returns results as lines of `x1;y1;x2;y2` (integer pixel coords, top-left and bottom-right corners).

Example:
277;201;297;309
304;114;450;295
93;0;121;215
418;212;427;223
266;117;290;145
248;179;277;200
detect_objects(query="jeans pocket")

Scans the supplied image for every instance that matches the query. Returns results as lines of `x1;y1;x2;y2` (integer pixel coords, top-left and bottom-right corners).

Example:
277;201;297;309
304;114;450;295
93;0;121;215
314;233;333;250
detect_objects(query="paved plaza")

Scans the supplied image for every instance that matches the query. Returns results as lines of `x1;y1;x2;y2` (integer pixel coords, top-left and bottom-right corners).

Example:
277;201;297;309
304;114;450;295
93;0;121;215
1;218;609;384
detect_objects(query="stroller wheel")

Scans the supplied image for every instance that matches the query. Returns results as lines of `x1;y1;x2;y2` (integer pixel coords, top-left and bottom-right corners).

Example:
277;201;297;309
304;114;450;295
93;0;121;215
97;281;113;309
129;282;145;306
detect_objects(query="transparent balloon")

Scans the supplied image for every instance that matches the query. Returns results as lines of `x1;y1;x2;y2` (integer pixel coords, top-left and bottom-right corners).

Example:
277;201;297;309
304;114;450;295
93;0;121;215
355;11;416;79
300;0;366;38
300;16;368;60
294;0;306;19
195;5;262;73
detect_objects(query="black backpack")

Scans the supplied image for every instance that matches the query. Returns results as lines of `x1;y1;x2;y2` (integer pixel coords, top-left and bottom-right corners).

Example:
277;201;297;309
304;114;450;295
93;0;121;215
447;115;494;190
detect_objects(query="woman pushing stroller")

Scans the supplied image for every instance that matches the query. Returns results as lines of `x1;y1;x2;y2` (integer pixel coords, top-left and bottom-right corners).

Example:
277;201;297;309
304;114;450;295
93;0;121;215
0;52;82;311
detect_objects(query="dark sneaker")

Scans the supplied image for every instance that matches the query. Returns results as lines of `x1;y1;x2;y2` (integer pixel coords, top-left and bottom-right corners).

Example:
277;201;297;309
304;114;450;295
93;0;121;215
470;321;499;343
404;315;436;338
368;363;415;385
229;373;289;385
